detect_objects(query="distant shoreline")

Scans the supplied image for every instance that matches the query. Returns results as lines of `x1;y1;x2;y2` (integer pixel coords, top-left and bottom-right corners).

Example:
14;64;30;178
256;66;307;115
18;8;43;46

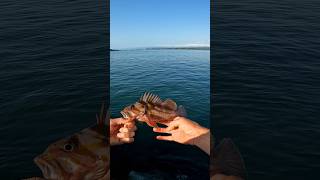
146;47;209;50
111;47;210;51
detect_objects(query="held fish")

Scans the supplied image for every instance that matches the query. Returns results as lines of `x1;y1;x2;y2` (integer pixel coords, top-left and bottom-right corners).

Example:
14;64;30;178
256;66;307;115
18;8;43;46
25;103;110;180
120;92;186;127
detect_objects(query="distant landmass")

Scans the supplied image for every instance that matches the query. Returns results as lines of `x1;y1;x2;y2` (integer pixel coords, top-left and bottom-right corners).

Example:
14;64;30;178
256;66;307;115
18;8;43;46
145;46;209;50
110;46;210;51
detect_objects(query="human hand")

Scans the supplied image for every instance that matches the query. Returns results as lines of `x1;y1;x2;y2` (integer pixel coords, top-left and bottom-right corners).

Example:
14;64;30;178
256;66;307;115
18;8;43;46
153;116;210;154
110;118;137;146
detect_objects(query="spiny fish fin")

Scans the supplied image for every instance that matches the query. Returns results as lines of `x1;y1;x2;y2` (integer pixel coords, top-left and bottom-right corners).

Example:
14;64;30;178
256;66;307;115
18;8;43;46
93;161;107;179
162;99;178;110
177;105;187;117
140;92;162;104
96;102;109;126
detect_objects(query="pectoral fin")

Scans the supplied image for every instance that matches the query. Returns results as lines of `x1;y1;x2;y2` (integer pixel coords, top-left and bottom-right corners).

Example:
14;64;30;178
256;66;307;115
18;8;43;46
93;160;107;179
145;113;158;127
145;119;158;128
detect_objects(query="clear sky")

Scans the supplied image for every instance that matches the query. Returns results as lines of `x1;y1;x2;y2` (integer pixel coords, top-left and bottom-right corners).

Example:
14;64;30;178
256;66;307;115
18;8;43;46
111;0;209;49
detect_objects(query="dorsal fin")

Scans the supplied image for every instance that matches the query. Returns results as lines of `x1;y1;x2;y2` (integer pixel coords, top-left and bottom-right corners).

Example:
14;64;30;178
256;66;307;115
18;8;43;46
95;102;109;138
162;99;177;110
140;92;162;104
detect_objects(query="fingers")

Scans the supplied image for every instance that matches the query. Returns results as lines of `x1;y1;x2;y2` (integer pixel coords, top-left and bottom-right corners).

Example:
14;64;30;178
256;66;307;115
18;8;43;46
153;124;178;133
111;118;132;125
124;122;136;129
156;135;173;141
111;120;137;144
119;126;137;133
157;118;181;128
121;122;137;132
117;131;135;138
119;137;134;143
155;121;171;126
117;131;135;144
153;127;167;133
119;127;130;133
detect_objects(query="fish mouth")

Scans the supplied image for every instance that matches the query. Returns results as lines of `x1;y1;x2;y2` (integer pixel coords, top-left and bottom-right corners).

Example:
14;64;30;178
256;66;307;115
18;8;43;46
120;111;129;119
34;156;60;179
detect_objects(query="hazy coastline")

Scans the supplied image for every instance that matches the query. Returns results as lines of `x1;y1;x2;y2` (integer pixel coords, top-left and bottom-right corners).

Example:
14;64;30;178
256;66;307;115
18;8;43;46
111;46;210;51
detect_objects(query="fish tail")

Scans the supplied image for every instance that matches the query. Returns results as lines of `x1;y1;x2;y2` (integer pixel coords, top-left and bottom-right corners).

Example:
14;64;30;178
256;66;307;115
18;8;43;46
177;105;187;117
211;138;247;179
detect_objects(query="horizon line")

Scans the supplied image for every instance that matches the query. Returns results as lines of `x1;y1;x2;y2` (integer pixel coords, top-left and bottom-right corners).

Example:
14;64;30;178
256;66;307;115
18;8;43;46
111;44;210;50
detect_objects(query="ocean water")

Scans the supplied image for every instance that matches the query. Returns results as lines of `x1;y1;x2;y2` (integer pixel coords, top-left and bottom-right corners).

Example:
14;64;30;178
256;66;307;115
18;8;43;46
0;0;107;179
213;0;320;179
110;49;210;179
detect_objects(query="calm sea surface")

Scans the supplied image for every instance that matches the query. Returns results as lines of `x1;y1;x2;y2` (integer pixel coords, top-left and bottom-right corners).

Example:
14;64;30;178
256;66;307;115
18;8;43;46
0;0;107;179
110;49;210;179
213;0;320;179
2;0;319;179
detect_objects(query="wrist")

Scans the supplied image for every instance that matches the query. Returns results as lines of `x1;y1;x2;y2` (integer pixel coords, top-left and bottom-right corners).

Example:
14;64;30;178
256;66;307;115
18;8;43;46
193;128;210;155
110;137;121;146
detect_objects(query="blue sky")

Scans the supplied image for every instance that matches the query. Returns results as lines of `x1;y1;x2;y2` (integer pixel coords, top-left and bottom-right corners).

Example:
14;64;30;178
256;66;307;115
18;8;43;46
111;0;210;49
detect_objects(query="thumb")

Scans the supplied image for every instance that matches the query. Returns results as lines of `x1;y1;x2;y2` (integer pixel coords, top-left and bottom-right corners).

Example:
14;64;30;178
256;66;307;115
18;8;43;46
156;135;173;141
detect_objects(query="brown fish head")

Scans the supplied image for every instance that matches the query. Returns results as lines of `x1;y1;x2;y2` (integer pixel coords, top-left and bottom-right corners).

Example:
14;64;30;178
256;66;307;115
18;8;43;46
34;135;83;179
34;103;109;180
120;102;146;120
34;126;108;180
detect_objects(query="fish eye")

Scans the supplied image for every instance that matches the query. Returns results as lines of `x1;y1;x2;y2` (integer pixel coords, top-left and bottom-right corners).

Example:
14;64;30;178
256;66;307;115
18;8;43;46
130;105;135;109
64;144;73;152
